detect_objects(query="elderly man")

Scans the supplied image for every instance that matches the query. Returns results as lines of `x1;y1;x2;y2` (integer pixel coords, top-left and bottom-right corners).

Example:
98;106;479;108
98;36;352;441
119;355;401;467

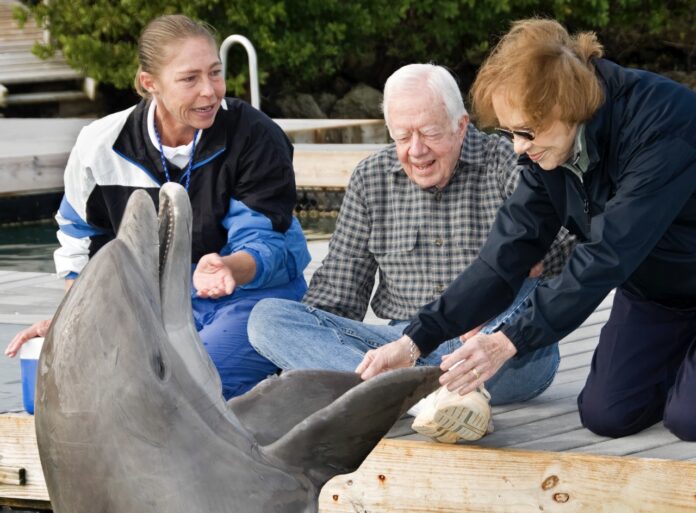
248;63;572;443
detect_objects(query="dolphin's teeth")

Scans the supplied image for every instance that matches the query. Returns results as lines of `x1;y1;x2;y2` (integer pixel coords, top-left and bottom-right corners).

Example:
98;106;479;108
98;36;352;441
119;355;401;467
157;197;176;278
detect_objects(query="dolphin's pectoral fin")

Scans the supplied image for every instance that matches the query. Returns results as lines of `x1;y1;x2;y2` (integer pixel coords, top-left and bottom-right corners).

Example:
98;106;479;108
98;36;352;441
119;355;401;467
265;366;440;488
228;370;362;446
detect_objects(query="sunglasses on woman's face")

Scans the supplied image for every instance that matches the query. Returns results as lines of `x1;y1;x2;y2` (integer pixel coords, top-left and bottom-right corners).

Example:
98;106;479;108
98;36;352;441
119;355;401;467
495;127;536;141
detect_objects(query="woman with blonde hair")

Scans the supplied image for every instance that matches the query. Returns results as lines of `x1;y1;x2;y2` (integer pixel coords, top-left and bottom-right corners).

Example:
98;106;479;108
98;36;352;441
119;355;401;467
358;19;696;440
6;14;310;400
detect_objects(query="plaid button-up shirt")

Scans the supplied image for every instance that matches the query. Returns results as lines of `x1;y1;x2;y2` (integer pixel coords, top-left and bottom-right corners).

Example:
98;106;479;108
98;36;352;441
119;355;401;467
304;124;573;321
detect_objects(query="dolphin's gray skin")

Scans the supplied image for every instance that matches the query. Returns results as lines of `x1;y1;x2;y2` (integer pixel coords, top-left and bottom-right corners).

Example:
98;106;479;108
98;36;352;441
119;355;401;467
35;184;440;513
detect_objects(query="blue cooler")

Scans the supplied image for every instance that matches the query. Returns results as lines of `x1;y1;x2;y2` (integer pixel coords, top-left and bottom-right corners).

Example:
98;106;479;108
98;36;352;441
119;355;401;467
19;337;43;415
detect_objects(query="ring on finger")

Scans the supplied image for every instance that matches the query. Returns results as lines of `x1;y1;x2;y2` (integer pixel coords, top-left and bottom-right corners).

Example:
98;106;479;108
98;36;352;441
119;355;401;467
470;367;480;380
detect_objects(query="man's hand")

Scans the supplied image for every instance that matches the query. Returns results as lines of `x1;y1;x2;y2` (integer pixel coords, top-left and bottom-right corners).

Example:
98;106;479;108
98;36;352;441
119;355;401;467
529;260;544;278
355;335;420;380
440;331;517;395
5;318;52;358
193;253;236;299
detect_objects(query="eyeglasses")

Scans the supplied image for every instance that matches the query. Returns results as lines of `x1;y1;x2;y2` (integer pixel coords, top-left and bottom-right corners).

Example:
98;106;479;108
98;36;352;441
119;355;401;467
495;127;535;141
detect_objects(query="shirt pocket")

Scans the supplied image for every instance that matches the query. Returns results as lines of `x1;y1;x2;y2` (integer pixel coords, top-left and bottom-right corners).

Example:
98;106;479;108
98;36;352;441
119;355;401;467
452;217;490;259
368;220;419;272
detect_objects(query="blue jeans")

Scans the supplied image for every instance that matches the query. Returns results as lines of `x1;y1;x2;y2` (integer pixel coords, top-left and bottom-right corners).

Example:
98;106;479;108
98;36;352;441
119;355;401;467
248;278;559;406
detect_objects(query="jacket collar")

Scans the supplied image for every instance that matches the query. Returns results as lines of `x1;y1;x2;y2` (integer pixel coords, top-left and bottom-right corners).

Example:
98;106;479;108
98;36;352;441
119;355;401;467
112;99;228;181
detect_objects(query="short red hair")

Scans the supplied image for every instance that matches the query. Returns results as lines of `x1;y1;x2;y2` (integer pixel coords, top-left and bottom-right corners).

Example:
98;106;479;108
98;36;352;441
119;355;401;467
471;18;604;130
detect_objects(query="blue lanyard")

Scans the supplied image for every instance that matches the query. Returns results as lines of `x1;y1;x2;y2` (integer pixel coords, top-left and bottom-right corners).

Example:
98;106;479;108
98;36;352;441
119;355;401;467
153;116;199;191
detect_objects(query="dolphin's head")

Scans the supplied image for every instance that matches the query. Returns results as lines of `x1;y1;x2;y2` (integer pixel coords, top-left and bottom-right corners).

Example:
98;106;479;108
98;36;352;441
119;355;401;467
35;185;441;513
38;184;226;414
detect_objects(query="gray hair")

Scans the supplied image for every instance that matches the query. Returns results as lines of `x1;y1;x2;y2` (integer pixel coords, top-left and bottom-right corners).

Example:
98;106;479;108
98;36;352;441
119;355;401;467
382;63;467;132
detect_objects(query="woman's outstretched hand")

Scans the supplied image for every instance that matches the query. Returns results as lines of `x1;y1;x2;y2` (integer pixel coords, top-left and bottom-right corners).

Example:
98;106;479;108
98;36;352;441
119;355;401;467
193;253;236;299
5;318;52;358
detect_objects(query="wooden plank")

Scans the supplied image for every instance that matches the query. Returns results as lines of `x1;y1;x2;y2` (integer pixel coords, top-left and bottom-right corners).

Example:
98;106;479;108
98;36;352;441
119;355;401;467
0;119;89;158
0;414;49;502
0;292;61;308
0;465;25;486
633;442;696;461
559;322;605;344
0;68;81;85
319;439;696;513
492;378;584;415
479;411;585;447
293;144;384;188
516;427;612;452
559;337;597;357
0;273;59;290
572;423;681;456
557;350;593;372
0;272;45;285
0;157;65;195
490;396;580;430
549;366;590;385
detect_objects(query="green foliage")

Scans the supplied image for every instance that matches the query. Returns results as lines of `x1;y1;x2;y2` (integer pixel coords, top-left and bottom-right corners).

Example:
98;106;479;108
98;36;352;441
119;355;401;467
14;0;695;98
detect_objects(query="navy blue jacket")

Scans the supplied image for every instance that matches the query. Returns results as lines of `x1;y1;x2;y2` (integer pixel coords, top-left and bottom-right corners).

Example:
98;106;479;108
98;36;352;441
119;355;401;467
405;59;696;356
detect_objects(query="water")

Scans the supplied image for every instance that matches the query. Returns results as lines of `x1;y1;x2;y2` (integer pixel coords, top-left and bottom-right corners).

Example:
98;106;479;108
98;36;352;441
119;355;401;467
0;214;337;273
0;222;59;273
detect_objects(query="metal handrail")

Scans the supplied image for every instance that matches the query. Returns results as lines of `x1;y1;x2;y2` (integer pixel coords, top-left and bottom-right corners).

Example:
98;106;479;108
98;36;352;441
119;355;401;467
219;35;260;110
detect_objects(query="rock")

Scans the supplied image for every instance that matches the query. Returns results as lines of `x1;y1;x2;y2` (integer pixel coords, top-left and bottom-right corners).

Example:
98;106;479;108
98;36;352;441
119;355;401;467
276;93;326;118
330;83;383;119
332;76;352;97
314;92;337;115
663;70;696;91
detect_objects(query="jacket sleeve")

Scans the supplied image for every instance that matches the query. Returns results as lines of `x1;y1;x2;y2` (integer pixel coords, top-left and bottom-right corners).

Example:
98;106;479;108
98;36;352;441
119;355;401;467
215;107;310;290
53;131;107;279
302;167;378;320
404;166;562;355
503;136;696;354
492;136;575;278
232;112;297;233
219;199;310;290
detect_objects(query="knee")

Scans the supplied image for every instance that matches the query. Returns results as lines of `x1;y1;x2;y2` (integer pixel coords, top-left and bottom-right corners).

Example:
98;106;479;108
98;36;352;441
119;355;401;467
247;298;297;343
664;403;696;441
577;391;650;439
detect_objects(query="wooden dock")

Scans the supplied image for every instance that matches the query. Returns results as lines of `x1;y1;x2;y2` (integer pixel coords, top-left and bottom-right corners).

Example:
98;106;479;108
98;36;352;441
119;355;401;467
0;118;383;198
0;0;92;108
1;243;695;512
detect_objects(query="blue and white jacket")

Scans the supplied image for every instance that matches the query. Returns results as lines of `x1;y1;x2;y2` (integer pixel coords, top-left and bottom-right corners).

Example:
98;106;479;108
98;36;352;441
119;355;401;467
54;98;310;291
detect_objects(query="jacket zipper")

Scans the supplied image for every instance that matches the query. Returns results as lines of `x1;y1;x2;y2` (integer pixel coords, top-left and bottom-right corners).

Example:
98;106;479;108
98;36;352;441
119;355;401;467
570;172;592;232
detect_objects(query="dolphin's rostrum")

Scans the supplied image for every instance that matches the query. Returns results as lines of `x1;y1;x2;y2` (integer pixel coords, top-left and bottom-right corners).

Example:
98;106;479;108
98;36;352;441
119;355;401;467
35;183;440;513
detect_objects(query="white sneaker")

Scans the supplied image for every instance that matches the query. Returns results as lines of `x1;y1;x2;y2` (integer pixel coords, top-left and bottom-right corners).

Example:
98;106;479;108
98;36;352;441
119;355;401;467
411;385;493;443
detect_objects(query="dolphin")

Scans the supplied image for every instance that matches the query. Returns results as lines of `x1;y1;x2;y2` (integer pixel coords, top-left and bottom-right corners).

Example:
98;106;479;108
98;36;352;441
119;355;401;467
35;183;440;513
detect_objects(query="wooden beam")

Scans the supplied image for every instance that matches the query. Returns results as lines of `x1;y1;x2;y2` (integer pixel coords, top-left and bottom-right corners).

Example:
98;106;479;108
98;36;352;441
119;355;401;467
319;439;696;513
0;413;49;502
293;144;384;188
0;497;51;510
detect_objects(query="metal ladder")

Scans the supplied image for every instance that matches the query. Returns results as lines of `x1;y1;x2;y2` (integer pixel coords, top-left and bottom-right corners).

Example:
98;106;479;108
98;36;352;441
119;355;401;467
220;35;260;110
